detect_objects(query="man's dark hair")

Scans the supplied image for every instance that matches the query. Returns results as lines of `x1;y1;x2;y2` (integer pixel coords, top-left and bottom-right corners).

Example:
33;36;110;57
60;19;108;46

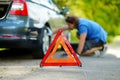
65;15;79;27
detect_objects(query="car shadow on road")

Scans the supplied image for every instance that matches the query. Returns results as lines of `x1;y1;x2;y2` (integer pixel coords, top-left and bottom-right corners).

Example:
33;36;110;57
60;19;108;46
0;49;33;60
0;48;119;61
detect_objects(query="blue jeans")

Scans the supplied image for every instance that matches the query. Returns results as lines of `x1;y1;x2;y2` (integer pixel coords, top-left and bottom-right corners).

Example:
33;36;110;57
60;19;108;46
70;40;104;53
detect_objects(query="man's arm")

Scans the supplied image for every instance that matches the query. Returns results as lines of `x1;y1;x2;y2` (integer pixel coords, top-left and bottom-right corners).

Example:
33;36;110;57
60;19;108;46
53;26;69;34
77;33;87;54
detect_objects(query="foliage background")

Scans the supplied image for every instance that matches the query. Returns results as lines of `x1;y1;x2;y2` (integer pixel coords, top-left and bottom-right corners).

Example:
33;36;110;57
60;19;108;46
53;0;120;43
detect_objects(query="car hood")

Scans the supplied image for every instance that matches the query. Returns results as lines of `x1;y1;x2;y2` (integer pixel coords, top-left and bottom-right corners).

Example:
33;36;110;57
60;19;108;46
0;0;13;20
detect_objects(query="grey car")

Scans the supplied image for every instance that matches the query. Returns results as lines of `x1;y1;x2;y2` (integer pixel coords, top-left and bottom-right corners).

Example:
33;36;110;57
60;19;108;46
0;0;69;59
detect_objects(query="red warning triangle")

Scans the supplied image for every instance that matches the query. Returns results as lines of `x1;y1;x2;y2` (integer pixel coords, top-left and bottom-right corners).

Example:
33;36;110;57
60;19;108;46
40;29;82;67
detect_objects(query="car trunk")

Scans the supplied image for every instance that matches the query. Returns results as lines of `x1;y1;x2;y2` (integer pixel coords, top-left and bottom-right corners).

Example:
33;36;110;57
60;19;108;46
0;0;13;20
0;0;29;38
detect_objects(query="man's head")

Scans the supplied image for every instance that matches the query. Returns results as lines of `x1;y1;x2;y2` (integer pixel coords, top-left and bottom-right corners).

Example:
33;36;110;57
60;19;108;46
65;15;79;30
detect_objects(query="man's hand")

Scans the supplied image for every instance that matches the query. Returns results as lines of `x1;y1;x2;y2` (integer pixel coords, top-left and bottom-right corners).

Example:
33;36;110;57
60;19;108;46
47;27;53;36
53;26;69;34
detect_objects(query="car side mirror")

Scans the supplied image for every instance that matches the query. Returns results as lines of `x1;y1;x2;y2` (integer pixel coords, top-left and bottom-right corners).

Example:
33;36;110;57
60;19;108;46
60;7;70;15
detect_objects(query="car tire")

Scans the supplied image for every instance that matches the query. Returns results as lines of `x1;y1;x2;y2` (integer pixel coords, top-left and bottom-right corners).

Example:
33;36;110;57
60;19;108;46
32;26;51;59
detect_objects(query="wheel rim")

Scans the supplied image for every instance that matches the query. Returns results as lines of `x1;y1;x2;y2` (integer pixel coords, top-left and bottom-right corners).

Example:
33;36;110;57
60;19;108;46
42;29;49;54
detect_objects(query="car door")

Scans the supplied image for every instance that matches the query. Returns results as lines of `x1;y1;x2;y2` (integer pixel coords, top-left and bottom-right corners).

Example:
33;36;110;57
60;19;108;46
45;0;71;41
44;0;67;31
27;0;50;28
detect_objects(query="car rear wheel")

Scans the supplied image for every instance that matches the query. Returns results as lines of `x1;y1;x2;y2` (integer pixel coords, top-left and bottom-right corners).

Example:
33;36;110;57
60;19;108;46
32;26;51;59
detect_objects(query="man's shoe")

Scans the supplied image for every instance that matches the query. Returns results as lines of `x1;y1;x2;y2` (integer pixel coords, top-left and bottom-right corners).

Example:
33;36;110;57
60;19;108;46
61;52;80;58
94;50;101;57
100;46;107;56
61;52;67;56
76;52;81;57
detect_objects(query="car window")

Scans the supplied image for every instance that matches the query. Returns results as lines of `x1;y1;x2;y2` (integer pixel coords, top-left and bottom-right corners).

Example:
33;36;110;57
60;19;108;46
31;0;52;4
30;0;59;12
30;0;53;9
0;0;13;20
49;1;60;12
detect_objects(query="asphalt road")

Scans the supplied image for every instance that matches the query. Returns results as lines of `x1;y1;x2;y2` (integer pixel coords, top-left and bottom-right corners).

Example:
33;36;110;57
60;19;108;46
0;45;120;80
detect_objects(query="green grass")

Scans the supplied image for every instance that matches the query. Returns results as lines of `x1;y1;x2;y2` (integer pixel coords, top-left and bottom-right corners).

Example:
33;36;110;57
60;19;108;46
0;48;7;51
108;35;120;45
70;29;79;43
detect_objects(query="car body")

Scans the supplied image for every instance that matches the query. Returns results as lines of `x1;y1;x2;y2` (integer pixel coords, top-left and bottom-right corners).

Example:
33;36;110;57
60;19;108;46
0;0;69;59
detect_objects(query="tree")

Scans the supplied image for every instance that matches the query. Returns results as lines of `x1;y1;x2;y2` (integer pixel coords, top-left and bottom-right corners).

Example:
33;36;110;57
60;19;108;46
54;0;120;42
